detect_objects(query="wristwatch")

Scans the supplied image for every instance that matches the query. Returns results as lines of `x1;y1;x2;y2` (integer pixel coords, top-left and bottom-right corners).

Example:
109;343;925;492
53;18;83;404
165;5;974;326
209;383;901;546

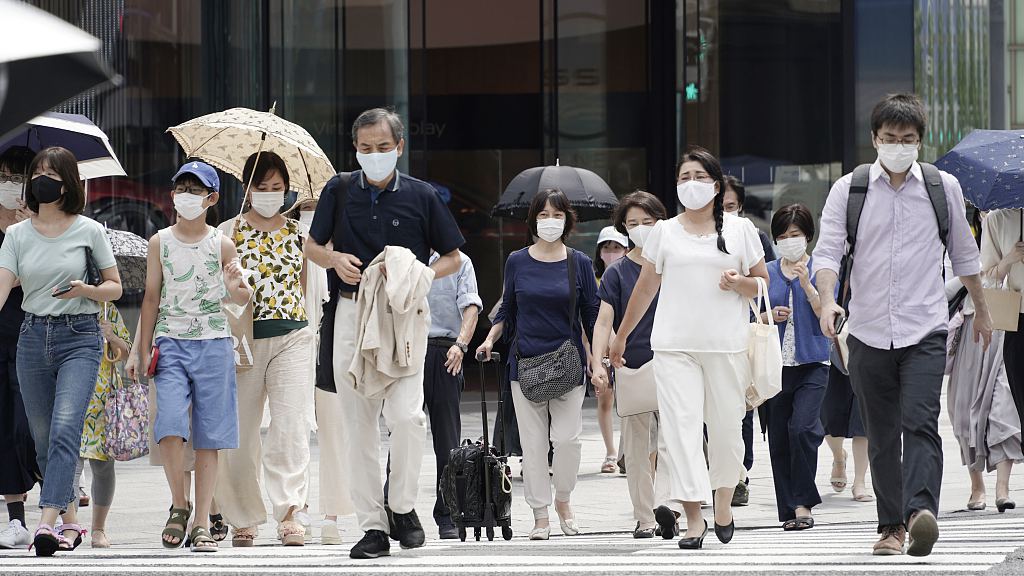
454;341;469;354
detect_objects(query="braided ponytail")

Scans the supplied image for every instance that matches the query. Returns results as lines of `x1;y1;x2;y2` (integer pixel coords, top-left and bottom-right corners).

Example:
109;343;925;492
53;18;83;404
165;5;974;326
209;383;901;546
714;192;729;254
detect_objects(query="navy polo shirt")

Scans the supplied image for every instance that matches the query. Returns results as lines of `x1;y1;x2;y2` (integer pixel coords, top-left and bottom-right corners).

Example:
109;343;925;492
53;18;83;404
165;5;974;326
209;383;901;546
309;169;465;293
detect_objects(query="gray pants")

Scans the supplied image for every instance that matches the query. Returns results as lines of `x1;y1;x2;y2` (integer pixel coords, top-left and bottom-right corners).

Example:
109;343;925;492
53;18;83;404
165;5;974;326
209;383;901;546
848;331;946;530
73;458;115;508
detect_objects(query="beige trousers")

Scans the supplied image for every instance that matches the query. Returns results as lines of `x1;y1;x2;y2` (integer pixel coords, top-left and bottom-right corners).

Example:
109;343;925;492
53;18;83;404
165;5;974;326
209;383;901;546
334;297;427;533
314;386;353;516
216;327;314;528
621;411;671;526
511;381;585;517
654;350;748;504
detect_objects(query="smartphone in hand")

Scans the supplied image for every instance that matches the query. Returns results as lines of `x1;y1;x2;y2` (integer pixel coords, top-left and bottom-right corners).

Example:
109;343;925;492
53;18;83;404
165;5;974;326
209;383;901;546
51;284;73;297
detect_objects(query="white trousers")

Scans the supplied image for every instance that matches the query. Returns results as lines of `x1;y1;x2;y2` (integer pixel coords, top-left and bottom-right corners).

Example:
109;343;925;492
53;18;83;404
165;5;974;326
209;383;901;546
511;381;585;517
217;327;314;527
334;297;427;533
654;351;748;504
621;411;671;526
314;387;353;517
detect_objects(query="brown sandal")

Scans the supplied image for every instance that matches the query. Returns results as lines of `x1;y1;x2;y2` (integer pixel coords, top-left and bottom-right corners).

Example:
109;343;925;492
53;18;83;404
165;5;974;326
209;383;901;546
278;520;305;546
232;526;256;547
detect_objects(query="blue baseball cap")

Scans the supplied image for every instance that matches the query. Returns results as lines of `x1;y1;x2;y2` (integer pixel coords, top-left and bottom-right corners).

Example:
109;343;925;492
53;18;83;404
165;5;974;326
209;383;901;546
172;160;220;193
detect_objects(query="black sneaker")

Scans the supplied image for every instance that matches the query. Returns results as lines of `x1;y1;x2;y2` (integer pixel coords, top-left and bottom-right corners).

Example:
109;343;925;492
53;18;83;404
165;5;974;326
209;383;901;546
349;529;390;559
391;509;426;549
731;480;749;506
438;524;459;540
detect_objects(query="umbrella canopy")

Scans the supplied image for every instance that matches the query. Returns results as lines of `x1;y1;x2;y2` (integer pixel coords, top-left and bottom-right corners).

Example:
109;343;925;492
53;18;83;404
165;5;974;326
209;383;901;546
0;112;126;179
491;164;618;221
105;227;147;292
934;130;1024;210
0;0;119;141
167;106;335;196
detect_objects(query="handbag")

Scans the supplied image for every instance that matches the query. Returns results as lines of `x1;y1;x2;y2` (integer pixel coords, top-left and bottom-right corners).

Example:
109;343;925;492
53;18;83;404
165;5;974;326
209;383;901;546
984;283;1022;332
316;173;353;393
745;276;783;410
85;247;102;286
515;248;584;404
103;342;150;461
614;360;657;417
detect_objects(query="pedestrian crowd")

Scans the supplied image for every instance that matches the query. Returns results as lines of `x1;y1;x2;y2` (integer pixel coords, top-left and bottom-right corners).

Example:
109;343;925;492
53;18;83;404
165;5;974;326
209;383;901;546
0;94;1020;560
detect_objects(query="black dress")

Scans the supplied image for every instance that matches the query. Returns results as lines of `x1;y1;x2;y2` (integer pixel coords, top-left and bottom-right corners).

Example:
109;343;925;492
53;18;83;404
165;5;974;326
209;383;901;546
819;364;866;438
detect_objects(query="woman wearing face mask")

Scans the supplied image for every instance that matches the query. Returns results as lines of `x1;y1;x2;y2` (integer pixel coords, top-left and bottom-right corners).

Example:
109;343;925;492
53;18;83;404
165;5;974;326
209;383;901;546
0;146;41;551
610;146;768;550
723;176;775;263
590;191;672;538
760;204;829;531
476;188;600;540
215;151;313;547
0;147;122;556
593;226;628;474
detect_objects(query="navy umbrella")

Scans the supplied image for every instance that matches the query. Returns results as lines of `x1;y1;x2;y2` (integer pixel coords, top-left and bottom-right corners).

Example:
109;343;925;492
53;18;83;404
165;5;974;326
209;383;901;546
491;163;618;221
0;112;126;179
934;130;1024;210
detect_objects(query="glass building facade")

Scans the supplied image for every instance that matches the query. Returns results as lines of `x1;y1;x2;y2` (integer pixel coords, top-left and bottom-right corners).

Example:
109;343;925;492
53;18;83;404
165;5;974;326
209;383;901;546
25;0;1004;333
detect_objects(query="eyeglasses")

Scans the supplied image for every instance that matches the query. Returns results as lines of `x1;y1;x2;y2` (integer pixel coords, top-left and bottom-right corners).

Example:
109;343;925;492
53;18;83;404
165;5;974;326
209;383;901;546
0;174;26;185
877;136;921;146
172;186;209;196
678;174;714;184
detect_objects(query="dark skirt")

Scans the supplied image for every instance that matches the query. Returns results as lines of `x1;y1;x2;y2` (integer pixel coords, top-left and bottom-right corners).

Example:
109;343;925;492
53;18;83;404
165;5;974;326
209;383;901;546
0;340;41;494
820;364;866;438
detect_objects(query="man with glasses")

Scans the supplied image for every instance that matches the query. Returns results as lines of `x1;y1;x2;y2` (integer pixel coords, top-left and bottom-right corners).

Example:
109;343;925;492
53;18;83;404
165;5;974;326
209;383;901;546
813;94;993;556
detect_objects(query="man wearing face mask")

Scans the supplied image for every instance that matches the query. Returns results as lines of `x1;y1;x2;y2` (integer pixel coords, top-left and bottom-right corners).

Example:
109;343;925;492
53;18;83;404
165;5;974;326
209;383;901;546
813;94;993;557
304;108;464;559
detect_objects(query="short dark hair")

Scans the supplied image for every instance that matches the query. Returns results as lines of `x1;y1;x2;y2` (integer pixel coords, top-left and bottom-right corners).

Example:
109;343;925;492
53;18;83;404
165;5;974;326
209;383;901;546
526;188;576;241
612;191;667;236
770;203;816;242
26;147;85;214
723;175;745;207
871;93;927;139
352;108;405;143
677;145;728;254
0;146;34;175
172;172;208;191
242;151;290;192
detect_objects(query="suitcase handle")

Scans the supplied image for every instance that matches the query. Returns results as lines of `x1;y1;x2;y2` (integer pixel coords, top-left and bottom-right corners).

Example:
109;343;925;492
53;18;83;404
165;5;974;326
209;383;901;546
475;351;501;363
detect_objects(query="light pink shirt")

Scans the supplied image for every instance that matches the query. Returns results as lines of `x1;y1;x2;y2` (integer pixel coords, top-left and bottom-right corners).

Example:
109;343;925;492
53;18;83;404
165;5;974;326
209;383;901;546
812;161;981;349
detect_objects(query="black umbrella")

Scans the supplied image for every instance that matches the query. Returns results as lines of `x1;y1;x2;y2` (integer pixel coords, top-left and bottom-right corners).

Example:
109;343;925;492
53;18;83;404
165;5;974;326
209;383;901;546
0;1;119;141
491;164;618;221
105;227;148;292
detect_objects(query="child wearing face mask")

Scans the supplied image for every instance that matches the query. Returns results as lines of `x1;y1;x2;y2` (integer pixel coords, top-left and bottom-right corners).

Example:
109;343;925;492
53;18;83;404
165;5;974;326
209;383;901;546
761;204;831;532
213;151;316;548
592;226;628;473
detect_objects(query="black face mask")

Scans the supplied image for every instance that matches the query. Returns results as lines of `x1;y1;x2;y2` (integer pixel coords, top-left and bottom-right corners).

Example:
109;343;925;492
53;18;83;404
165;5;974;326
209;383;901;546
31;176;63;205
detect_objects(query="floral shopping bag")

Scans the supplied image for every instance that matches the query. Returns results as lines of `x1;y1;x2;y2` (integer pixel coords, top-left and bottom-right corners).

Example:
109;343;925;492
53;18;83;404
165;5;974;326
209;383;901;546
104;355;150;461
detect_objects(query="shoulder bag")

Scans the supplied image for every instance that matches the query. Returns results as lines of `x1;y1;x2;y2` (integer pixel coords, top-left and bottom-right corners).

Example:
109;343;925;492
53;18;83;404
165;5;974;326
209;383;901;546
746;276;783;410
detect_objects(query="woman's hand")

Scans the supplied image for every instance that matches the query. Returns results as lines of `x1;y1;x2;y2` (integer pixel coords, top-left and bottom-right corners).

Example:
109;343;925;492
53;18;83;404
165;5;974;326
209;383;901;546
719;269;742;292
52;280;92;300
771;306;792;323
609;335;627;369
475;339;494;362
792;261;811;286
590;359;610;395
100;320;116;342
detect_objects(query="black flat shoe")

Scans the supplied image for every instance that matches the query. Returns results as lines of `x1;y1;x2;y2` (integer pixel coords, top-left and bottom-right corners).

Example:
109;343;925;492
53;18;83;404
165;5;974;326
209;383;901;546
655;505;679;540
678;519;708;550
715;517;735;544
997;498;1016;513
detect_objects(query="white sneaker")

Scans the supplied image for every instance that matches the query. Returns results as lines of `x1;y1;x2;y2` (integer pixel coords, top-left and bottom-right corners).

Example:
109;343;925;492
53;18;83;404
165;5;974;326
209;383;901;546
295;509;313;543
0;520;31;549
321;521;342;545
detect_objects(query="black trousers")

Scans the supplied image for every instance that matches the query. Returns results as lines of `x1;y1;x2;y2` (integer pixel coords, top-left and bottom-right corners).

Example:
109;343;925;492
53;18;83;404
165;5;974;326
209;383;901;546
0;340;40;495
765;363;827;522
848;331;946;530
1003;314;1024;429
423;342;464;527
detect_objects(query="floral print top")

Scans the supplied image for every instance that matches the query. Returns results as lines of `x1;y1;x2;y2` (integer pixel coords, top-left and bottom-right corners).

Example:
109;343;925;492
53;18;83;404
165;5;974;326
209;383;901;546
232;217;307;323
80;303;132;460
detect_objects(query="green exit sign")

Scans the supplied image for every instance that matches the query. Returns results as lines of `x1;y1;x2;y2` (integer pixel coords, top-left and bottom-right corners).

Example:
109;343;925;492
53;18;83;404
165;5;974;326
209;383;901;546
685;82;699;101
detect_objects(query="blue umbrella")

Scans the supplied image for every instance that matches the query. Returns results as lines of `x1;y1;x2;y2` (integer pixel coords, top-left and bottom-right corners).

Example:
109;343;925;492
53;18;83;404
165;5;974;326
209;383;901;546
934;130;1024;210
0;112;126;179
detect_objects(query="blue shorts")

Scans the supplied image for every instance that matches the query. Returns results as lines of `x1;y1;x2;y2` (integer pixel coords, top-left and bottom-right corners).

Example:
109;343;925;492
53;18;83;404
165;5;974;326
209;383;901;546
153;337;238;450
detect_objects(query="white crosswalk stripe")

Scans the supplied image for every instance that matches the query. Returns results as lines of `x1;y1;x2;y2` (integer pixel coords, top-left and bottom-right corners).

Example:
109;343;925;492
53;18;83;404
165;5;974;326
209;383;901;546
1;515;1021;574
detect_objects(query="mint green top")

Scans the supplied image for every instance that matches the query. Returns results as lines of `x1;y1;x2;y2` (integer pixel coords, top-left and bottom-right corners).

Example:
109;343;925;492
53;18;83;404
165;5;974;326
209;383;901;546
0;216;116;317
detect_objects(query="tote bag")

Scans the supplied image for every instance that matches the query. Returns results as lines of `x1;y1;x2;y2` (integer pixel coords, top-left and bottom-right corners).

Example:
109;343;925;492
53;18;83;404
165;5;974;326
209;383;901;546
101;314;150;462
984;284;1022;332
746;276;783;410
614;360;657;417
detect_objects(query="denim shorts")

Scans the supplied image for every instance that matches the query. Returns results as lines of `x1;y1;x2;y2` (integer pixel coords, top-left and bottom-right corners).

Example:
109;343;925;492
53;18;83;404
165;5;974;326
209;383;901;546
153;336;238;450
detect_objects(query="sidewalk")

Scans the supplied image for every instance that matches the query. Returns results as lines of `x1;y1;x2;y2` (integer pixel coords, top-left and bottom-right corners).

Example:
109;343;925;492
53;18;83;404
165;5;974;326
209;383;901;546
44;388;1024;548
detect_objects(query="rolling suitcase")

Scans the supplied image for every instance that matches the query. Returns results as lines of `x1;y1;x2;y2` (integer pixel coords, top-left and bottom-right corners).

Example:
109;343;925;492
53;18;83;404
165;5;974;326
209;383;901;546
439;352;513;541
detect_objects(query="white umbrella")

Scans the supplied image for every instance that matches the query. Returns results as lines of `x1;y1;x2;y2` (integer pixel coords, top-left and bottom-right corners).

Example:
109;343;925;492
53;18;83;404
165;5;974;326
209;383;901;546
0;112;126;179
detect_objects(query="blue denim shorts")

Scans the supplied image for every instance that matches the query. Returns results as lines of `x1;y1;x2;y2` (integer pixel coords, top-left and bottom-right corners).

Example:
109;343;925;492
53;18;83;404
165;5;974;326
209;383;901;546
153;336;238;450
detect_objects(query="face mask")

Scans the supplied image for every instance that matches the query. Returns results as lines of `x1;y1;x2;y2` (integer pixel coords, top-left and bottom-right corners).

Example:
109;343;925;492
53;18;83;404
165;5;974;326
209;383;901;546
174;193;210;221
0;182;22;209
627;224;654;248
725;210;739;217
600;249;624;267
356;149;399;182
535;217;565;243
31;176;63;205
676;180;717;211
298;210;315;228
250;191;283;218
776;236;808;262
876;143;918;174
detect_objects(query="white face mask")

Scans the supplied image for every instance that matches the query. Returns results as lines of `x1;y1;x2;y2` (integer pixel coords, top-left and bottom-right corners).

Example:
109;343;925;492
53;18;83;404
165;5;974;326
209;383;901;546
776;236;808;262
174;193;210;221
0;182;22;210
535;217;565;243
676;180;718;211
627;224;654;248
298;210;315;228
725;210;739;217
356;149;399;182
250;191;283;218
876;143;918;174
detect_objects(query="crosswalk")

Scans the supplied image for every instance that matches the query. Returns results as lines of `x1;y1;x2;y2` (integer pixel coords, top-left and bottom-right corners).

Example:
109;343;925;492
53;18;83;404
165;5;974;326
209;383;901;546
1;515;1021;574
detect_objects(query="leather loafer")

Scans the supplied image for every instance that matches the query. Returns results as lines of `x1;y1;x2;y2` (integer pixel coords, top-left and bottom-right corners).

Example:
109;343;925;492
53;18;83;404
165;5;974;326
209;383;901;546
715;517;735;544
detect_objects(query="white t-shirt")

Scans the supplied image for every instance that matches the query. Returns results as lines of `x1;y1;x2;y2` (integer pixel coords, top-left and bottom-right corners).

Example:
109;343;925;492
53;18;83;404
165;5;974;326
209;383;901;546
643;214;765;353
